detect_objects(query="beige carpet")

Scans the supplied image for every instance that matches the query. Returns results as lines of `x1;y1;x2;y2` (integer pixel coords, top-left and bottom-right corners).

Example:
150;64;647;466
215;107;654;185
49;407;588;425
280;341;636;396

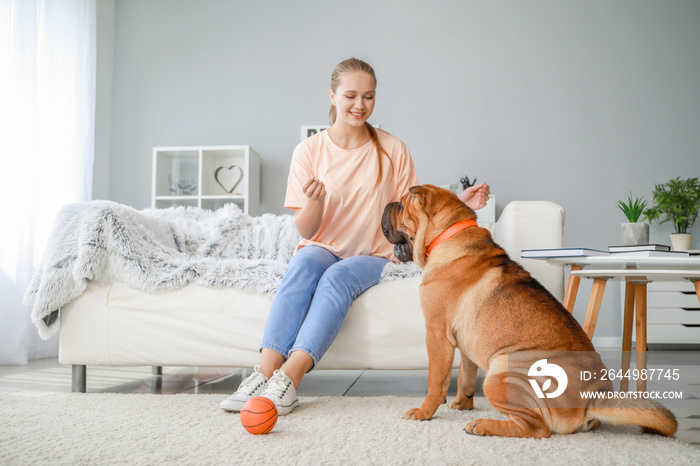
1;392;699;465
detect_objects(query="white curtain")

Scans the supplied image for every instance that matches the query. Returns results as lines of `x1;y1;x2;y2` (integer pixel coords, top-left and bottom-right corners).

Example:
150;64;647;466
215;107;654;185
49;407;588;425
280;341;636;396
0;0;96;364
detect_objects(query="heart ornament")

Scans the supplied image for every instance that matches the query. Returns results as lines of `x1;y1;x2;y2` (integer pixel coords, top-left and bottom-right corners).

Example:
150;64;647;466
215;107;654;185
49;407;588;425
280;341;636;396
214;165;244;194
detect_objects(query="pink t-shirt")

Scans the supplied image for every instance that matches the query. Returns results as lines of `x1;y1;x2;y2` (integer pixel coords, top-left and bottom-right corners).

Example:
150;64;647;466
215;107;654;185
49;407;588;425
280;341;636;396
285;129;419;262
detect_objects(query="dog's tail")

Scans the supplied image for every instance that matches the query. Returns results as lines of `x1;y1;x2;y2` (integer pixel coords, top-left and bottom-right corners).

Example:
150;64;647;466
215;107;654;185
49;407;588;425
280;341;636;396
587;395;677;437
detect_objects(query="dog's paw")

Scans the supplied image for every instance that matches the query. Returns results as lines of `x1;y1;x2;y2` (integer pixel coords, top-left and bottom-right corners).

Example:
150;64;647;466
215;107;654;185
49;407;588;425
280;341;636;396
403;408;432;421
450;399;474;411
464;420;484;436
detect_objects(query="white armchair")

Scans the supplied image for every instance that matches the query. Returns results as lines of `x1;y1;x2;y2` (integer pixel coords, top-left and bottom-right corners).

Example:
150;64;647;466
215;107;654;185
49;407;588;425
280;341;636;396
489;200;566;301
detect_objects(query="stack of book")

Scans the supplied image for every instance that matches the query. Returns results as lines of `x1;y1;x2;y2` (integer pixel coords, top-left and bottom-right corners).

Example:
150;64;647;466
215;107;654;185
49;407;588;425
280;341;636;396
520;245;693;259
521;248;609;258
607;244;689;257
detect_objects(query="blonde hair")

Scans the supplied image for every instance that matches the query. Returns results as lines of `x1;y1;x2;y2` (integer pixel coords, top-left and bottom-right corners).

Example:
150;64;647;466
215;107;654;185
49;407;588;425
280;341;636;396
329;58;392;188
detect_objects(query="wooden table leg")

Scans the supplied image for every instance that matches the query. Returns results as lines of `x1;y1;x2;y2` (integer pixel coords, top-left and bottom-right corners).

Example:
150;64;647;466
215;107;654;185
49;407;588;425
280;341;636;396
563;265;582;313
582;278;607;339
620;282;635;392
694;280;700;304
634;282;648;393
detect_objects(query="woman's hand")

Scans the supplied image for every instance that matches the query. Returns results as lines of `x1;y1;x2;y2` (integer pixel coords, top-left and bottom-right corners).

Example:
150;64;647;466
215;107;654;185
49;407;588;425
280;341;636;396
295;177;326;239
302;177;326;201
458;182;490;210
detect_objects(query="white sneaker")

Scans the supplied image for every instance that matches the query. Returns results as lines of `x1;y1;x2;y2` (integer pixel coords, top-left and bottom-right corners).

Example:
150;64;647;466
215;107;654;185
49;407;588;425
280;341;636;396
261;369;299;415
220;365;268;412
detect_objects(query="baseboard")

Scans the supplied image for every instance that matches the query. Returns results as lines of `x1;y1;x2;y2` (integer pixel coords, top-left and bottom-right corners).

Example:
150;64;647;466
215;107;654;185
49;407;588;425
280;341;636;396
591;336;621;350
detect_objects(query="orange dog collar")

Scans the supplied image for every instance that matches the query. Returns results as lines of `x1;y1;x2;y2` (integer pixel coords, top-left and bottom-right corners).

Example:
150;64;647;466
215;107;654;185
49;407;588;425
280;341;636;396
426;219;478;257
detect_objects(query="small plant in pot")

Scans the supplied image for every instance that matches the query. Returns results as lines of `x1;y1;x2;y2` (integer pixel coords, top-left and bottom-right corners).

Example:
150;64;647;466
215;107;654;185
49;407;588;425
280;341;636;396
643;177;700;251
616;192;649;246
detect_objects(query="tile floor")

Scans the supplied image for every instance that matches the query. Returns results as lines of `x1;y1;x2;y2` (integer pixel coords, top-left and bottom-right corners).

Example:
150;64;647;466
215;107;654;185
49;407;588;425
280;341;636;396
1;355;698;448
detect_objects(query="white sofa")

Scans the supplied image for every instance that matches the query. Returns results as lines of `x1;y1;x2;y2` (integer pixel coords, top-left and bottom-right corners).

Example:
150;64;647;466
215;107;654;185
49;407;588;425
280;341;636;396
57;200;565;392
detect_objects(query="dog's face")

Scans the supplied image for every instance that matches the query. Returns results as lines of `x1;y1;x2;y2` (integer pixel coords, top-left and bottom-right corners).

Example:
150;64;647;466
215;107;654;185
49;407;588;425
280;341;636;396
382;184;475;267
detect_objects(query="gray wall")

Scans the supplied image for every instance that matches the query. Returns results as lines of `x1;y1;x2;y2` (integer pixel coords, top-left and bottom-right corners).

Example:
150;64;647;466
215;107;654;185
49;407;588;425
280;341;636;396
94;0;115;201
96;0;700;341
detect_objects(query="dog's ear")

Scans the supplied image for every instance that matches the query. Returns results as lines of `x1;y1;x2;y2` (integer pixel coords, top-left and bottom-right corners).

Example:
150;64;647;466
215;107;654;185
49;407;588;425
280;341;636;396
381;202;408;245
408;185;429;205
381;201;414;263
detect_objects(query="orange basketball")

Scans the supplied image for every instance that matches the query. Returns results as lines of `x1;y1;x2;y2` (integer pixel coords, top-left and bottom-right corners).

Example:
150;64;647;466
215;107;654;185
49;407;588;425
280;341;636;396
240;396;278;435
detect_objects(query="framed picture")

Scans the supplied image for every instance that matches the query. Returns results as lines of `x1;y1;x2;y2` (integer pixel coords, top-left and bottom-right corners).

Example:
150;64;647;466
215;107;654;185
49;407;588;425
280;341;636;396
300;123;381;142
300;125;329;141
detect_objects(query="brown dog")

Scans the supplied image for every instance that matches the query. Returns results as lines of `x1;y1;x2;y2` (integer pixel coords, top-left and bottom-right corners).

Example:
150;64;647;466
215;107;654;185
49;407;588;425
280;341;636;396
381;184;677;438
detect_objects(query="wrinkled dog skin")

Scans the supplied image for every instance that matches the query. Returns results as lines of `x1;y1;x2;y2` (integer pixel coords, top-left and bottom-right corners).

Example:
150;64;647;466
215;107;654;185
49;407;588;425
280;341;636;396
381;184;677;438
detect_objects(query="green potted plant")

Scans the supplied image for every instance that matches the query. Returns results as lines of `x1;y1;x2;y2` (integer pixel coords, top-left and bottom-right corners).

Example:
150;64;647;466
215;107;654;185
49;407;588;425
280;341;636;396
616;192;649;246
643;177;700;250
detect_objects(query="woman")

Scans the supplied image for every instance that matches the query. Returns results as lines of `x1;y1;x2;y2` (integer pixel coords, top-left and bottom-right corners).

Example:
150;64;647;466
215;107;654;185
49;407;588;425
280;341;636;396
221;58;489;415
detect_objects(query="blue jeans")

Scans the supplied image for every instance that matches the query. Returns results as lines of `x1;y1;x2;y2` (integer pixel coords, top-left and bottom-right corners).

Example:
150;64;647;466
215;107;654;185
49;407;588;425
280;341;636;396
260;245;389;367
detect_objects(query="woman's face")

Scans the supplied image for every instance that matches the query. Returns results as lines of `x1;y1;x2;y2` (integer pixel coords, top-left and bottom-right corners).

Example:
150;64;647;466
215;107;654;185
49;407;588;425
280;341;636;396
330;71;376;128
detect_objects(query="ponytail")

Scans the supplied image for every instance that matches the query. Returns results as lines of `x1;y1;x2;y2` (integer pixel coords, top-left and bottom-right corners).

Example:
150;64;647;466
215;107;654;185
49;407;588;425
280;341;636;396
365;123;393;189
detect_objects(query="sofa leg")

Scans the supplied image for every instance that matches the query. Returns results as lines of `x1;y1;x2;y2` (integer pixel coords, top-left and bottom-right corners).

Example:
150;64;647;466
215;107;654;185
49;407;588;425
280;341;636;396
72;365;87;393
151;366;163;394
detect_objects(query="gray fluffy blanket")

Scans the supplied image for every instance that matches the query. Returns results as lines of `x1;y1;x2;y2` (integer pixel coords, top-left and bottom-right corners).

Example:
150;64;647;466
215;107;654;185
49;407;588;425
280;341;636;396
24;201;420;339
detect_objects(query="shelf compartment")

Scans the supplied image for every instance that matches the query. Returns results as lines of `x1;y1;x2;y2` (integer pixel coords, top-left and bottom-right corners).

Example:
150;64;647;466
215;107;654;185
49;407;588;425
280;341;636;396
201;147;249;197
153;149;200;197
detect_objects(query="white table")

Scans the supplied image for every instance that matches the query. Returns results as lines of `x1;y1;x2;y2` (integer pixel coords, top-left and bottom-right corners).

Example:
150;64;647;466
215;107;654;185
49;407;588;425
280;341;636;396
539;256;700;391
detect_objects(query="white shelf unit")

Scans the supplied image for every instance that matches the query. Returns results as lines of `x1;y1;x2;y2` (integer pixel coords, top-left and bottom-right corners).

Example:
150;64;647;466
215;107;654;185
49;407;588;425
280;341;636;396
152;145;260;215
624;281;700;344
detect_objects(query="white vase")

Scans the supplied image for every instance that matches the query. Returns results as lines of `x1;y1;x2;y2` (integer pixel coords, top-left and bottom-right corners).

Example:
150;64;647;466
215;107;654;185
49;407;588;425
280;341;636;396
621;223;650;246
670;233;692;251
